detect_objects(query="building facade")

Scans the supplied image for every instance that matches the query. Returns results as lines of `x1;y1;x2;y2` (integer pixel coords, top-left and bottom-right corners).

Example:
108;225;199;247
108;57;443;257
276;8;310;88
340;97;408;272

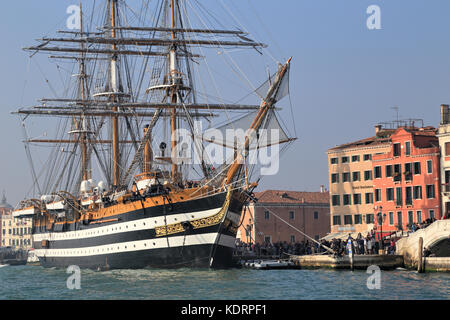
0;192;13;247
372;126;442;235
1;214;33;249
237;190;330;245
0;192;33;249
327;127;393;236
437;104;450;219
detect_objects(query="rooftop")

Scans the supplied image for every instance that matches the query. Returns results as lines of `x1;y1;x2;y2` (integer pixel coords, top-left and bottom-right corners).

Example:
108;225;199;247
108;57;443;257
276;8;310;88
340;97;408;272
254;190;329;205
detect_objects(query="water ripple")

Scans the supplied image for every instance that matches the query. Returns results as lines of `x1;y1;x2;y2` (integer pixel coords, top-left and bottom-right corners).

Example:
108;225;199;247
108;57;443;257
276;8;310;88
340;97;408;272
0;265;448;300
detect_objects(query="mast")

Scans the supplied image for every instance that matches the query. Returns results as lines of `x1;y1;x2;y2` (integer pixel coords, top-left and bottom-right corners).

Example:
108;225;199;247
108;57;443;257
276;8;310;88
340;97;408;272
169;0;178;182
110;0;120;187
223;58;292;187
79;2;89;182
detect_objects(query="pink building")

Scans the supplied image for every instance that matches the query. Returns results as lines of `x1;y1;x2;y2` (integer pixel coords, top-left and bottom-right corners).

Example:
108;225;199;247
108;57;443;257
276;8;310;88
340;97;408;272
237;190;330;244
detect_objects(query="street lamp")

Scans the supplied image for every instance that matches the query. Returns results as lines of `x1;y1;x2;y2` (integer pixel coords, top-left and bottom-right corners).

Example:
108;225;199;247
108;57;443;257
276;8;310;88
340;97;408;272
377;209;387;253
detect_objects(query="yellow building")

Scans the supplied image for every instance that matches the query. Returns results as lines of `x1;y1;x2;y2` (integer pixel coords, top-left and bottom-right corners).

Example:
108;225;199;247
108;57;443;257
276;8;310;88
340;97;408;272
326;126;393;237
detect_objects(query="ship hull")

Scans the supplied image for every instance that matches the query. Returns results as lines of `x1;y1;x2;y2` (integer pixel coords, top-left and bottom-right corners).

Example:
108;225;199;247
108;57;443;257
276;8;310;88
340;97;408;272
32;190;244;270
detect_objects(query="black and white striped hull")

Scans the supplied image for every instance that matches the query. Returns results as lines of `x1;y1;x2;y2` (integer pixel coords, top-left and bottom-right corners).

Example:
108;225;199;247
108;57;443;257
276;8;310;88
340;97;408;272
32;191;244;270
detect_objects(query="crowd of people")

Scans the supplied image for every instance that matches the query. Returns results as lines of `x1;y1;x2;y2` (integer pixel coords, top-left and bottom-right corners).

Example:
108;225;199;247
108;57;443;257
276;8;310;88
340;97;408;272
328;231;397;257
234;230;399;258
408;217;437;233
234;240;329;257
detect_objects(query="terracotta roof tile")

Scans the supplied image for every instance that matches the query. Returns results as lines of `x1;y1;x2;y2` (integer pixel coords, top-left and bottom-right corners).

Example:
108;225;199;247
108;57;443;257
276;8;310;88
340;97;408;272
254;190;329;204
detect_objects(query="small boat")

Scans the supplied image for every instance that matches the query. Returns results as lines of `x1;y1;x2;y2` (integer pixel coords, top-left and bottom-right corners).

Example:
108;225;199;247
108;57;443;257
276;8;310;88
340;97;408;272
0;248;28;266
27;249;40;265
244;259;296;270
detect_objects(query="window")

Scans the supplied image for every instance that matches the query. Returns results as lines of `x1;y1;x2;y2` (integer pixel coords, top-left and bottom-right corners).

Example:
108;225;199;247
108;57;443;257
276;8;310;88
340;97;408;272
405;141;411;156
397;212;403;227
413;162;421;175
413;186;422;200
343;194;351;206
352;172;360;182
405;187;413;205
386;188;394;201
365;192;373;204
394;164;402;182
374;166;382;179
366;214;375;224
344;215;353;225
426;185;435;199
332;195;340;206
375;189;382;202
331;173;339;183
290;235;296;243
264;211;270;220
342;157;349;163
393;143;401;157
396;187;403;206
289;211;295;220
353;194;361;205
314;211;319;220
446;142;450;156
386;165;393;178
354;214;362;224
352;155;360;162
333;216;342;225
408;211;414;225
264;236;272;244
364;154;372;161
330;157;338;164
342;172;350;182
404;163;412;181
446;171;450;192
427;160;433;174
389;212;394;225
364;170;373;181
429;210;435;220
417;211;422;223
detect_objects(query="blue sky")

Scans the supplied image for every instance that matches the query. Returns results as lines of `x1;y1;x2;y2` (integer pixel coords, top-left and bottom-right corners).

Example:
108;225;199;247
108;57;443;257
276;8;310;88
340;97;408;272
1;0;450;205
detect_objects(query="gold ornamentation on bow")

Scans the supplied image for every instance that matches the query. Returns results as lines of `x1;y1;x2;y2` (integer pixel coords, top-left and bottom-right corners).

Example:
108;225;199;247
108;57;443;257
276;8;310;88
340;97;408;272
155;190;232;237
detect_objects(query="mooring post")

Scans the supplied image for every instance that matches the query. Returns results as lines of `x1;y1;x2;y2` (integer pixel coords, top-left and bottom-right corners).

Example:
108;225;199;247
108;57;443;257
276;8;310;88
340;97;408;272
417;237;424;273
347;238;354;271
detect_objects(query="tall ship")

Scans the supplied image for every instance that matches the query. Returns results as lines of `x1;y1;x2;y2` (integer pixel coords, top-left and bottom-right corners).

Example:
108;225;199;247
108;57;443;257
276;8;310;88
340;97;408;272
12;0;295;270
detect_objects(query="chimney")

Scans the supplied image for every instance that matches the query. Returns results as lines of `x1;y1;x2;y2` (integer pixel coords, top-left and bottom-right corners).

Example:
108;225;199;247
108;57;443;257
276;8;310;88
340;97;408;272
320;185;325;193
441;104;449;125
375;124;382;134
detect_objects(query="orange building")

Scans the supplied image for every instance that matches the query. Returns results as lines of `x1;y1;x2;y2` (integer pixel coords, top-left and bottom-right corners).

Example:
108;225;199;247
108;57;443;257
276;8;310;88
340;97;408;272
372;126;442;236
237;190;330;245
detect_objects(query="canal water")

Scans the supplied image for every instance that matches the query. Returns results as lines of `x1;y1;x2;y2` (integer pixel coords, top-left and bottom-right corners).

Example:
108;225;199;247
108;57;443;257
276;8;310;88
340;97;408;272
0;265;448;300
